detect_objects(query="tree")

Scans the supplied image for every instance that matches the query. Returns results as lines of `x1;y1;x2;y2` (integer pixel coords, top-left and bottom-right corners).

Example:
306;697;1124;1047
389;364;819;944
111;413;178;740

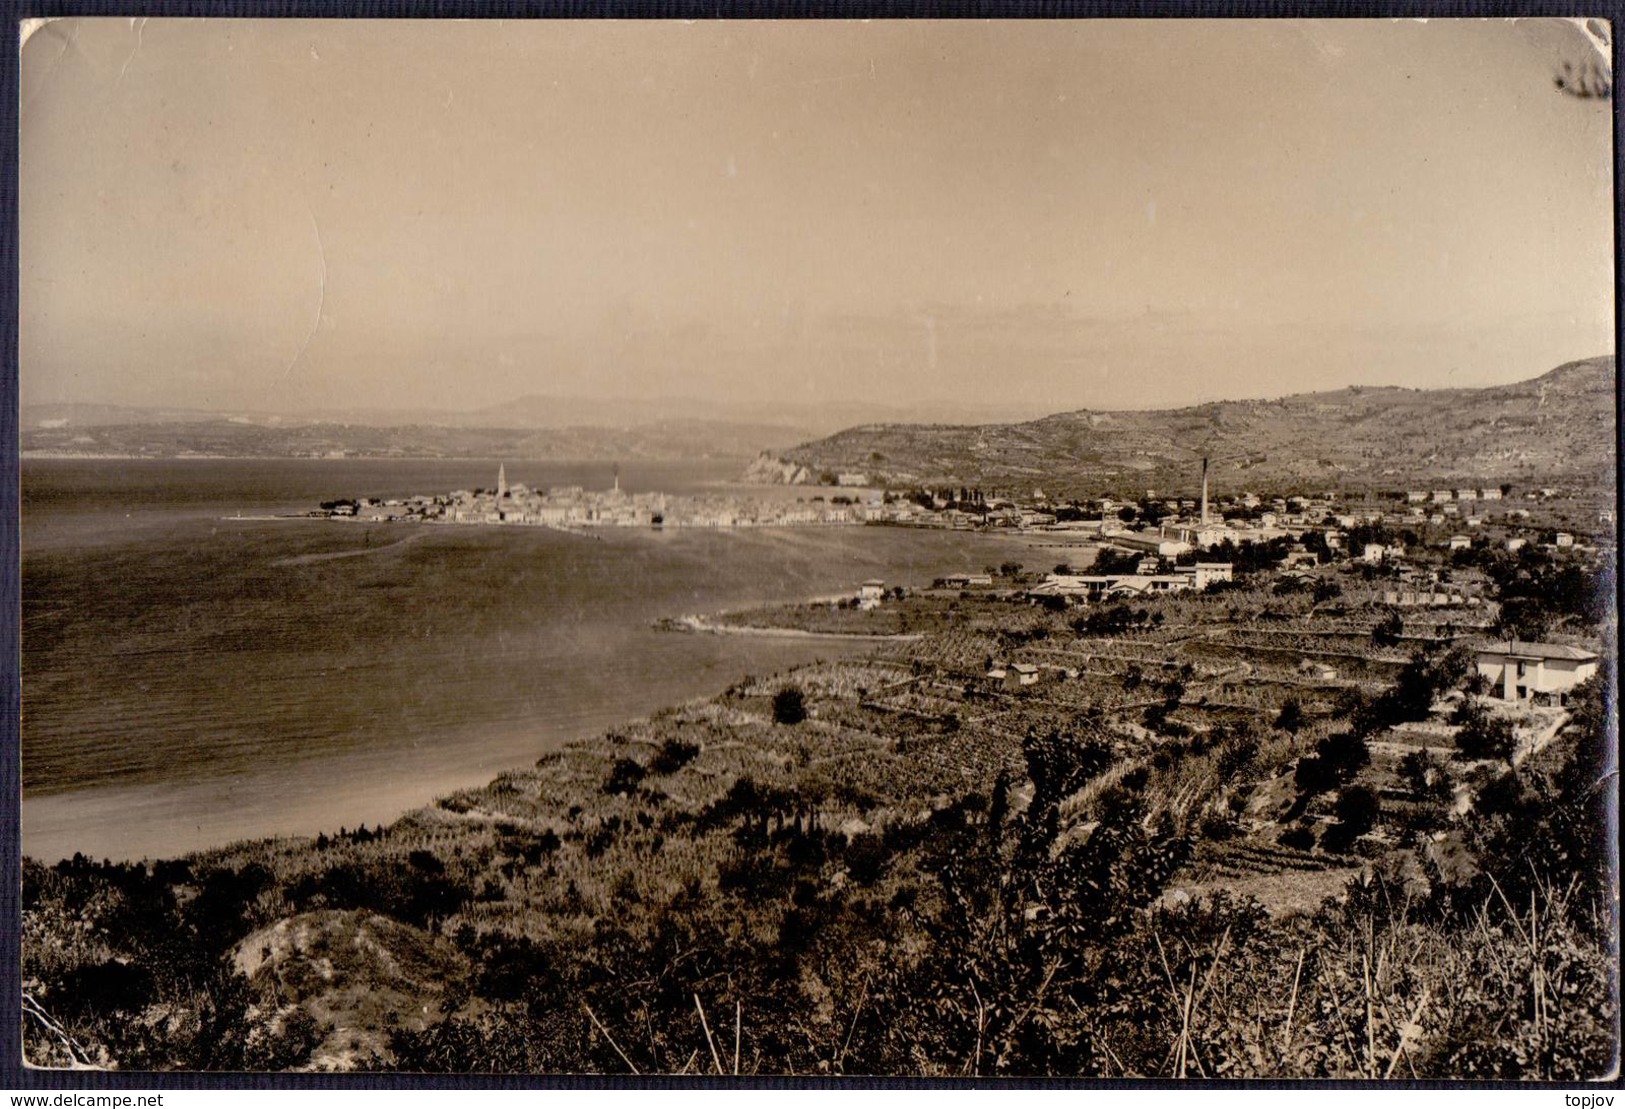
1312;579;1343;604
1296;730;1370;797
1496;597;1553;643
1365;647;1471;730
772;686;807;726
1091;547;1144;576
649;737;701;775
1455;703;1516;762
602;758;647;795
1372;611;1404;648
1324;785;1381;852
1399;747;1453;803
1275;698;1305;735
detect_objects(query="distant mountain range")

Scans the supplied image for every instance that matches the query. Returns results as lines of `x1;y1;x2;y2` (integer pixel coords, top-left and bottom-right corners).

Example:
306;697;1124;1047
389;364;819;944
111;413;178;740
22;357;1615;478
18;415;806;462
21;393;1047;442
749;356;1617;497
18;392;1055;462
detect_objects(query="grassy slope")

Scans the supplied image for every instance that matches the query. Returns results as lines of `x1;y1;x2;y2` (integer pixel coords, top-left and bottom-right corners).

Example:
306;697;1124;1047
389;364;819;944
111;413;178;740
773;356;1617;495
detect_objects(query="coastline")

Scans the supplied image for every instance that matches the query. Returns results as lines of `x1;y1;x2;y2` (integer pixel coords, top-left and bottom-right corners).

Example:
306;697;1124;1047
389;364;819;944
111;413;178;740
659;613;924;642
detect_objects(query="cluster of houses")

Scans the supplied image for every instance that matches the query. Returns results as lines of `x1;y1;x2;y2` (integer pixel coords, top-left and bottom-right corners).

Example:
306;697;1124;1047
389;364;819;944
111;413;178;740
325;463;1604;567
974;631;1598;707
1380;589;1477;609
325;466;879;530
1028;562;1235;601
1405;488;1506;504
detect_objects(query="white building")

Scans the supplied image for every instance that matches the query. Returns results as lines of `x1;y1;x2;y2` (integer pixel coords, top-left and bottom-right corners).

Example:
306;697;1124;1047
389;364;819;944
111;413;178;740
1108;574;1192;597
1476;641;1599;705
1106;530;1191;557
1007;662;1041;689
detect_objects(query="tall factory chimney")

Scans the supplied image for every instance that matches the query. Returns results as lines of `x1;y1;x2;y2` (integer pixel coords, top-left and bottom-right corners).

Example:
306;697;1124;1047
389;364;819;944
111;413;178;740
1200;457;1210;526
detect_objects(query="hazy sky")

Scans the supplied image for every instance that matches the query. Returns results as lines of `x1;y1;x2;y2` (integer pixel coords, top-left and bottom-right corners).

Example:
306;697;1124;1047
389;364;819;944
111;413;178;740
19;18;1616;420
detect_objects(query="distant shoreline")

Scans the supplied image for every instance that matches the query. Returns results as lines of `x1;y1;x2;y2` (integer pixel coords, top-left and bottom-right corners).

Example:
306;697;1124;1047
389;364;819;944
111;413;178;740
21;450;761;465
659;613;924;642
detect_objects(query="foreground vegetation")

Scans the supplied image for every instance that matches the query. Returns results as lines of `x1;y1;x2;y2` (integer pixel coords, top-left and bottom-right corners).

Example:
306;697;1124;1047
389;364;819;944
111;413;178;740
22;549;1617;1076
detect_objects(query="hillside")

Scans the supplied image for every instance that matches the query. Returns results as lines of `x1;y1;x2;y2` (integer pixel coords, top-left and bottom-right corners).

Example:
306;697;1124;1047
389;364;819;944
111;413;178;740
21;558;1616;1076
757;356;1616;496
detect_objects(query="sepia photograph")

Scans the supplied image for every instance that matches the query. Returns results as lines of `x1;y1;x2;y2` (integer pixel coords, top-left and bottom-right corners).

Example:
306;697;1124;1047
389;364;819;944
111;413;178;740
14;15;1620;1079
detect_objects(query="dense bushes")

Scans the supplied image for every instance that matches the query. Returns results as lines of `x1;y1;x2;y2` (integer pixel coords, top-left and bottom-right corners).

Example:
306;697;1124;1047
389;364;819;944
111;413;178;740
1452;698;1516;761
602;757;647;796
772;686;807;725
649;737;701;775
1294;731;1370;796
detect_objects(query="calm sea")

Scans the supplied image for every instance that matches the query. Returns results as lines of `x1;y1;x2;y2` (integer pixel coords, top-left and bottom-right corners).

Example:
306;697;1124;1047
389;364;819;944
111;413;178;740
22;458;1046;862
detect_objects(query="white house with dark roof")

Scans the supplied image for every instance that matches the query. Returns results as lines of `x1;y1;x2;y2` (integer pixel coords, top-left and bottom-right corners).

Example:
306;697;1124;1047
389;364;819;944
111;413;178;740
1476;641;1599;705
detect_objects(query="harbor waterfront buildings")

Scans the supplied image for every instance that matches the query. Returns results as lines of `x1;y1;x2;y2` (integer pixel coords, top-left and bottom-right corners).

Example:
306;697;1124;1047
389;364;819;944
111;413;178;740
311;466;1611;580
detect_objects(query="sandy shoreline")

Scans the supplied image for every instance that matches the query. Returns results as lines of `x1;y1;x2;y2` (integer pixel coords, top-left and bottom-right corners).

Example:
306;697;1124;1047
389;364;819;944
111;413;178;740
666;613;923;642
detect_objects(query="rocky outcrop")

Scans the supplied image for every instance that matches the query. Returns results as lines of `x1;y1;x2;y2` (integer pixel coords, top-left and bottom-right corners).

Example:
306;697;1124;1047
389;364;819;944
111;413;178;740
233;910;469;1070
742;451;813;485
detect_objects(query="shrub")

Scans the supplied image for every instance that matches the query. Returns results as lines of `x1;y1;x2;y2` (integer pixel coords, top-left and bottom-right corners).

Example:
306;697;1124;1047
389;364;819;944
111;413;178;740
1279;823;1316;851
1216;733;1260;778
1325;785;1381;851
1274;698;1305;734
1312;579;1342;603
1293;729;1369;798
648;737;701;776
1454;703;1516;762
1372;611;1404;648
843;832;890;884
772;686;807;726
51;960;156;1019
1399;747;1453;802
602;758;647;796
